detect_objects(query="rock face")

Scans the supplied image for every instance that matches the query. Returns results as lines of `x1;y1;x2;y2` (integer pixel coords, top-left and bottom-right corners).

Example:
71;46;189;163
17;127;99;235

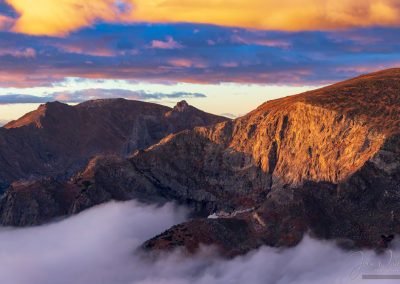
0;178;79;226
143;218;259;258
0;99;227;191
1;69;400;256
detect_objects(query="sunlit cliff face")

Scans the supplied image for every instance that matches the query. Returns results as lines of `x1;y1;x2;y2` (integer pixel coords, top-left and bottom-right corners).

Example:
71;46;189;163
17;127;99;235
4;0;400;36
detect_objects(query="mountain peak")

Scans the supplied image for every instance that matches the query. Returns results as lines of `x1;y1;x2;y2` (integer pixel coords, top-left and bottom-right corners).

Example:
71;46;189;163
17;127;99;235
173;100;190;112
164;100;228;125
42;101;65;107
4;101;70;129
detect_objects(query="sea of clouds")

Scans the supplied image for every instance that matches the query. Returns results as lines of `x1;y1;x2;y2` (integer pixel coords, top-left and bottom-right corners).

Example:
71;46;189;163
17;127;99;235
0;200;399;284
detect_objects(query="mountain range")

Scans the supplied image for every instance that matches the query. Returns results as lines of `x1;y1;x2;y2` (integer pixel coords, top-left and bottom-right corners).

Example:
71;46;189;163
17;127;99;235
0;68;399;257
0;99;227;191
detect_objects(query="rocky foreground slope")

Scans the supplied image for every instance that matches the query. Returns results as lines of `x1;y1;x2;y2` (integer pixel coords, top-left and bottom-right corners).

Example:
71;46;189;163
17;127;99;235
0;99;227;191
1;69;399;256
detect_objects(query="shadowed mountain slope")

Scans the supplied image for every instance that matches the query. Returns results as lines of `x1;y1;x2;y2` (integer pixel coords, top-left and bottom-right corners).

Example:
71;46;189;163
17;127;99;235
0;99;228;191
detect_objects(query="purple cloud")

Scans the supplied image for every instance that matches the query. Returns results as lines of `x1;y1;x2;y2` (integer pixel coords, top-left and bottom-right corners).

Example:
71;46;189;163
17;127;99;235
0;89;206;104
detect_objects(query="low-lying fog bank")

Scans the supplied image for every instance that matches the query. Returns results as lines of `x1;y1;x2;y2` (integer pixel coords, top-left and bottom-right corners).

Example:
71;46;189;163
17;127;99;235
0;201;399;284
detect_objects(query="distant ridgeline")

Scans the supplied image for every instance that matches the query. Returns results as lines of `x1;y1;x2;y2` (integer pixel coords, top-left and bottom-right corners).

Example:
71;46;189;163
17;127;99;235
0;99;228;191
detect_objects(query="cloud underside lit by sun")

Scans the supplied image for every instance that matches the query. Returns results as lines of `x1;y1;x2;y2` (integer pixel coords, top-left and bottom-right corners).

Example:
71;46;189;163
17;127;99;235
3;0;400;36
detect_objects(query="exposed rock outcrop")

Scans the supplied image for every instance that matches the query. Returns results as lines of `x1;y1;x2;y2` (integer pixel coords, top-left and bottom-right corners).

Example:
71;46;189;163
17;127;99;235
141;69;400;255
143;218;259;258
0;178;79;226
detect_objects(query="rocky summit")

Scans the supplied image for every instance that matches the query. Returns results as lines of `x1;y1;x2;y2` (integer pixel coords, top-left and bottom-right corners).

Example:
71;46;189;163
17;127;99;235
0;99;227;192
1;69;400;257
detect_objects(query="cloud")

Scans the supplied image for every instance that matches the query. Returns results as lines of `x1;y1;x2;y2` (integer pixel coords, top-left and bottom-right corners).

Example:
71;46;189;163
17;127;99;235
0;94;50;104
130;0;400;31
220;113;240;119
168;58;207;68
0;47;36;58
50;89;207;102
54;44;118;57
231;35;292;49
3;0;400;36
0;23;400;87
150;36;184;49
3;0;131;36
0;89;206;104
0;14;15;30
0;200;398;284
0;201;187;284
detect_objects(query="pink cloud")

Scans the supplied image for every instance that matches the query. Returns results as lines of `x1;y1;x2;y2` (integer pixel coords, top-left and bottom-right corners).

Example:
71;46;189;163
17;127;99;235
54;44;116;57
168;58;207;68
231;35;291;49
150;36;184;49
53;93;72;101
221;62;239;68
168;59;192;68
0;15;15;31
0;48;36;58
253;39;292;49
20;47;37;58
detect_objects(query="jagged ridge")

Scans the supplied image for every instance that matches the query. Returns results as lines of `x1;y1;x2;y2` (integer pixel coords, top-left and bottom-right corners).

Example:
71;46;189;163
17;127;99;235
0;99;228;191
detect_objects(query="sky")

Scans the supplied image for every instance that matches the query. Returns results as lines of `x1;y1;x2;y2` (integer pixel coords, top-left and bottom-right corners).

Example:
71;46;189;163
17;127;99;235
1;0;400;123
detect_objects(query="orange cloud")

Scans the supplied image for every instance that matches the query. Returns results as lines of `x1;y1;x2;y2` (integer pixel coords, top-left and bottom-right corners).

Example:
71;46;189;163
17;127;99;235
4;0;400;36
131;0;400;30
4;0;130;36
